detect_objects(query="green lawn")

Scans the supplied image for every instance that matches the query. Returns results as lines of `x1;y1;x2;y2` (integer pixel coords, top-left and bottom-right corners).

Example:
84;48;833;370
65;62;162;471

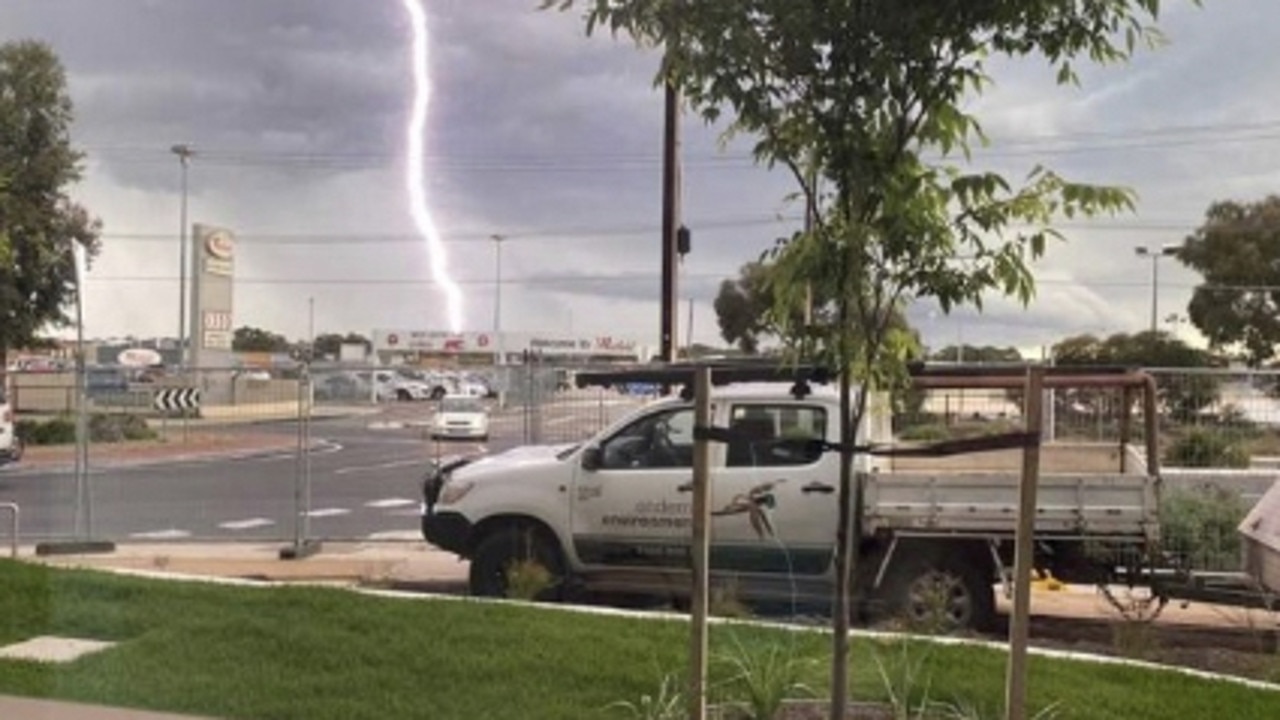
0;559;1275;719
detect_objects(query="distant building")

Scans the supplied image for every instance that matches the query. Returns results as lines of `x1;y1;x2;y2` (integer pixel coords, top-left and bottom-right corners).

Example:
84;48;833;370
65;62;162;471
370;330;651;365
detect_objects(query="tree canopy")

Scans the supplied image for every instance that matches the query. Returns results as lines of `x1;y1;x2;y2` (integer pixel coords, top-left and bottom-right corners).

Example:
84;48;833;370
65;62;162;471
1052;330;1220;421
1179;195;1280;366
312;332;372;360
713;258;919;355
0;40;101;364
546;0;1176;712
232;326;291;353
712;261;772;353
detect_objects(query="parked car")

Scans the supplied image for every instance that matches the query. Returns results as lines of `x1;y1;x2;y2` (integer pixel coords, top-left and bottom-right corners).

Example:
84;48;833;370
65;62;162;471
373;370;438;401
430;395;489;442
391;369;452;400
313;372;372;402
455;374;493;398
0;385;23;467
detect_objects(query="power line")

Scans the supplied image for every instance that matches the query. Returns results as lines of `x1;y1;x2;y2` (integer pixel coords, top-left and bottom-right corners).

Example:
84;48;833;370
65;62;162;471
80;117;1280;171
75;272;1280;295
98;217;1254;247
96;215;806;244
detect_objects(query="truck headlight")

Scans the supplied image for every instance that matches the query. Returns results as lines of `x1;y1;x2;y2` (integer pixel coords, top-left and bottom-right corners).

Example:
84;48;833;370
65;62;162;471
439;481;475;505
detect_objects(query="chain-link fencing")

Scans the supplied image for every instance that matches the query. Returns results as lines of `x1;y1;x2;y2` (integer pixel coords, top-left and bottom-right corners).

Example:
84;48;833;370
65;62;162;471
3;362;1273;575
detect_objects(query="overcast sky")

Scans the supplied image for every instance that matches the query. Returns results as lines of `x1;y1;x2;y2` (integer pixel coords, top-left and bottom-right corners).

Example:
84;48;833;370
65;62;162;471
2;0;1278;355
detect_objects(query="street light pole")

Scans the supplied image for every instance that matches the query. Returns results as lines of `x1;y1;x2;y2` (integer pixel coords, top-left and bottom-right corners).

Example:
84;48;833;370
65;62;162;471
171;144;195;366
1134;244;1178;334
492;234;504;366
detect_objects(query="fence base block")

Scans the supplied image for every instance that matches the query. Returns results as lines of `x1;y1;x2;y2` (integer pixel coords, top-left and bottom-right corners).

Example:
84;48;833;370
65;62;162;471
35;540;117;556
278;539;323;561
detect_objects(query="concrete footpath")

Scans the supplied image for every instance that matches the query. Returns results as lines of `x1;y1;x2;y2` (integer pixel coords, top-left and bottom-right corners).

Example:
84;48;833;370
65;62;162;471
25;540;469;589
0;694;217;720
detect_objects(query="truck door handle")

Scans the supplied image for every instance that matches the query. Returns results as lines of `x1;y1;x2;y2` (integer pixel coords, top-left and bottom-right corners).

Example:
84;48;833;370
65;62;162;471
802;482;835;495
677;482;693;493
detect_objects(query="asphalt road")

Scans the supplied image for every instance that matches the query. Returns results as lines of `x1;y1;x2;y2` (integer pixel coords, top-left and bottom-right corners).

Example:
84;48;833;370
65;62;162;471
0;393;645;544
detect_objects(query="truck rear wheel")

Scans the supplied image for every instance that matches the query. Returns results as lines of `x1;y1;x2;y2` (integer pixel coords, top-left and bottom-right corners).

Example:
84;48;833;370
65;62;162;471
874;544;996;633
469;525;565;601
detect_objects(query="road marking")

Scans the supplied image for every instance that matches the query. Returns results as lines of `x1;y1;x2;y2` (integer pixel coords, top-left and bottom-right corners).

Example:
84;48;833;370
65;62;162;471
334;459;425;475
250;441;345;463
218;517;275;530
303;508;351;518
365;530;422;541
364;498;417;509
367;421;407;430
128;528;192;540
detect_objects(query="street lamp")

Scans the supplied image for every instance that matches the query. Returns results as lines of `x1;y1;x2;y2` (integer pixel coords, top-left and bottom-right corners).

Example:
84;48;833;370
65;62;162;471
1134;244;1178;333
171;144;195;367
491;234;504;366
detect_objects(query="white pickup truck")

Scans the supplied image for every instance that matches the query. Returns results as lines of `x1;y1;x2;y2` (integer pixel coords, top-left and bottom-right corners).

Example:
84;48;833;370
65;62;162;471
421;378;1160;631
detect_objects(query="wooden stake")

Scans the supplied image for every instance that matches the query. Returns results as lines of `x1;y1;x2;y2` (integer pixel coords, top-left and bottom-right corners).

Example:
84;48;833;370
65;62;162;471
688;365;712;720
1005;366;1045;720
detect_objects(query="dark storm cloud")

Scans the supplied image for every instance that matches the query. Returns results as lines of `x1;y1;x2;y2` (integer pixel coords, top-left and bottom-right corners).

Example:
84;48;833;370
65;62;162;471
3;0;1278;348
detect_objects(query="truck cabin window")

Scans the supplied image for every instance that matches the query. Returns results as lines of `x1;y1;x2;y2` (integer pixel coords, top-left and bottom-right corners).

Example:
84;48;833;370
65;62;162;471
726;405;827;467
600;407;694;469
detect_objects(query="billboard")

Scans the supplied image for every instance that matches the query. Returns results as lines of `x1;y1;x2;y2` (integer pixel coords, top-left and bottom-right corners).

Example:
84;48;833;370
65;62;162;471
188;224;235;369
372;330;642;358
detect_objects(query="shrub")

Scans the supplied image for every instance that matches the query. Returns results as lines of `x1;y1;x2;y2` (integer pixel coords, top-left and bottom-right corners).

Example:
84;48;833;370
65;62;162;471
18;416;77;445
16;413;156;446
1160;485;1250;571
89;413;156;443
504;558;555;601
1165;428;1250;468
898;423;951;443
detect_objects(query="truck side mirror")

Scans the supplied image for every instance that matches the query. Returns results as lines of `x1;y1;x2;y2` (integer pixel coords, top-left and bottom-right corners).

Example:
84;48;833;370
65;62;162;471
581;446;603;472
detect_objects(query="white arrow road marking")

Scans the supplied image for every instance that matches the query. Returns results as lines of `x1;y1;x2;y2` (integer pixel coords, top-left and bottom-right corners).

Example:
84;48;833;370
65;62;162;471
364;498;417;509
251;441;345;463
334;459;425;475
302;508;351;518
128;528;192;540
365;530;422;541
218;518;275;530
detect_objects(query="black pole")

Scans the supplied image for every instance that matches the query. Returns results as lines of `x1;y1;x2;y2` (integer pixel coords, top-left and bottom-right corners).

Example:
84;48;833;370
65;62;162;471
660;79;680;362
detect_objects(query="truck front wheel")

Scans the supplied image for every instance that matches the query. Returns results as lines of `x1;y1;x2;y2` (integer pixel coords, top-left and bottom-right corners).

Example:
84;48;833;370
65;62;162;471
469;525;565;601
874;544;996;633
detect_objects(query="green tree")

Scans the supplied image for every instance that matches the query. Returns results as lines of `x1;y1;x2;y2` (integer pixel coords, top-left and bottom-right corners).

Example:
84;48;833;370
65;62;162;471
231;326;290;353
1178;195;1280;366
712;261;772;353
714;258;920;355
930;345;1023;364
547;0;1172;711
0;41;101;371
312;332;372;360
1051;330;1220;422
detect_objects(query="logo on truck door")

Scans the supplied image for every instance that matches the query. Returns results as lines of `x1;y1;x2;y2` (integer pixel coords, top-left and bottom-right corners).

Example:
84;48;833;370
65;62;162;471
712;480;784;541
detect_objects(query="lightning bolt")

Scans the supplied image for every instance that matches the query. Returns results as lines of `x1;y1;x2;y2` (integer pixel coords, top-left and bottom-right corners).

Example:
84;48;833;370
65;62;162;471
403;0;464;333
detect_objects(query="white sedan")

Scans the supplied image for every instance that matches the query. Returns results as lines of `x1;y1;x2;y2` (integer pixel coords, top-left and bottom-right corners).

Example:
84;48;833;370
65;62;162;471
430;395;489;442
